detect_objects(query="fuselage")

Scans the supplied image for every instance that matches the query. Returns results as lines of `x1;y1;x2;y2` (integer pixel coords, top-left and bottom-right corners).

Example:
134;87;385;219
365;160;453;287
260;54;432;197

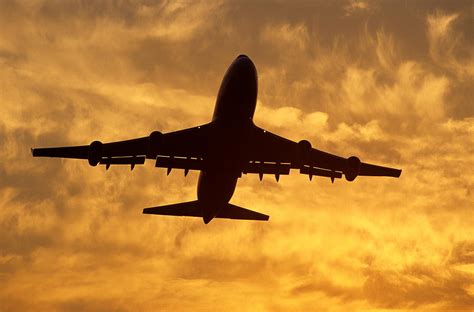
197;55;258;223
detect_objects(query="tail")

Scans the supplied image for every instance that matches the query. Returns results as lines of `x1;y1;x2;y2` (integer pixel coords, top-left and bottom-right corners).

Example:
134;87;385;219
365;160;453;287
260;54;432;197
143;200;269;224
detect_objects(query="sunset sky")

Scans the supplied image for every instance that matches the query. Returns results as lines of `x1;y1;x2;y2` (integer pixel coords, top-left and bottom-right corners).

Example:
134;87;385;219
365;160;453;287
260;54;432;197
1;1;473;311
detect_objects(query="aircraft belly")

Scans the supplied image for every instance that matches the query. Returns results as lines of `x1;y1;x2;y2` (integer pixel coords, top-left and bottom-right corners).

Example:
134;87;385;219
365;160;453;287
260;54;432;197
197;171;238;223
197;171;238;203
206;124;248;171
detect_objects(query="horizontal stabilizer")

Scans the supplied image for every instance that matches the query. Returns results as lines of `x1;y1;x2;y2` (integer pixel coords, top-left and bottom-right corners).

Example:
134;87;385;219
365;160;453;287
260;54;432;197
143;201;269;222
218;203;269;221
143;201;202;217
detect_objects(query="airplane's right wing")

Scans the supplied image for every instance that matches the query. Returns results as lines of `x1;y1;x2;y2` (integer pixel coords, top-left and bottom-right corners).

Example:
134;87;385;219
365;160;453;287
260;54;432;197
32;124;212;171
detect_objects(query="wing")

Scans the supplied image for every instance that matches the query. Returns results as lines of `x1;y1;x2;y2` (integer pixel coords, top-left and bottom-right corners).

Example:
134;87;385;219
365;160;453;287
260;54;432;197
32;124;211;169
246;126;401;181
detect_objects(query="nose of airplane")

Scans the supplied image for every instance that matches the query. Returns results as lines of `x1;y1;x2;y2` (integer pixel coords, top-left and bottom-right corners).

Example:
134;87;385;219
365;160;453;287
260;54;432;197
234;54;255;71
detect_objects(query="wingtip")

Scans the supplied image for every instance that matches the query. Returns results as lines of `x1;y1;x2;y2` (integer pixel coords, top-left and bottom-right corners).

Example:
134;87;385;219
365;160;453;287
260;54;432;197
30;148;35;157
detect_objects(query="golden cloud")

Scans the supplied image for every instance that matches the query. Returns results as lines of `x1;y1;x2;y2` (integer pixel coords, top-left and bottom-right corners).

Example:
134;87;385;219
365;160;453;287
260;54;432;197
0;1;473;311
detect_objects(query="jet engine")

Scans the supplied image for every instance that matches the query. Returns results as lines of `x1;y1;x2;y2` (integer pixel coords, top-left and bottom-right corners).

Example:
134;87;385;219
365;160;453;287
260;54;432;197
148;131;163;156
297;140;312;166
88;141;103;166
345;156;360;181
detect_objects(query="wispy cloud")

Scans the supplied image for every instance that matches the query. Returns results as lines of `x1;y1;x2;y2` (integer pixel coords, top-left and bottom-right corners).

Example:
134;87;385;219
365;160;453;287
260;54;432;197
0;0;473;311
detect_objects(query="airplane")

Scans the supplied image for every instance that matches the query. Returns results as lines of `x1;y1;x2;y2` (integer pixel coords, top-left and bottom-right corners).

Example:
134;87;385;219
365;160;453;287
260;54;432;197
32;55;402;224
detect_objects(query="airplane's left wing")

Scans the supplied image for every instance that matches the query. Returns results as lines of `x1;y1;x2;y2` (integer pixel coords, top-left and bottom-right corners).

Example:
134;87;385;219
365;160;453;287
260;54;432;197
32;124;212;170
245;126;401;182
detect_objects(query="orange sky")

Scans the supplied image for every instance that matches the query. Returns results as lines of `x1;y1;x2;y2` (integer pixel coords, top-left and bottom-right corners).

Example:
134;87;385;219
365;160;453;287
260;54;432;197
1;1;473;311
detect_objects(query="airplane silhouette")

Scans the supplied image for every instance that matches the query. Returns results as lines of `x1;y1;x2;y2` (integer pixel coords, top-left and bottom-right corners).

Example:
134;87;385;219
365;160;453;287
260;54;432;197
32;55;401;224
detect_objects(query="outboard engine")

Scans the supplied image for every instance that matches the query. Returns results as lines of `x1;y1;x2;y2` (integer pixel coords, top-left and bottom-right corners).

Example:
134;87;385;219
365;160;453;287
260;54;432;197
345;156;360;181
297;140;312;167
148;131;163;156
88;141;103;166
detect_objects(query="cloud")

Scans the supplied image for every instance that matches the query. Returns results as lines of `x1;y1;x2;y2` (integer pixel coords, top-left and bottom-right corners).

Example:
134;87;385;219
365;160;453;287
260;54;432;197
344;0;371;16
427;11;474;79
0;0;473;311
261;22;310;51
